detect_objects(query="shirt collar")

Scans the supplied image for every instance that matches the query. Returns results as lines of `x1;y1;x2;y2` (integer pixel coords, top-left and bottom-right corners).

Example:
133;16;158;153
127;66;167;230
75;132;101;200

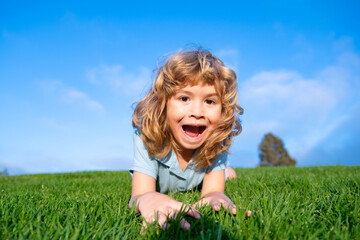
155;148;195;179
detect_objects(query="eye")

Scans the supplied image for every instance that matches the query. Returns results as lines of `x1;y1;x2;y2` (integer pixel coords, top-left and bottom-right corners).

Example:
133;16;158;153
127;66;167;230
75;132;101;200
205;99;216;105
179;96;190;102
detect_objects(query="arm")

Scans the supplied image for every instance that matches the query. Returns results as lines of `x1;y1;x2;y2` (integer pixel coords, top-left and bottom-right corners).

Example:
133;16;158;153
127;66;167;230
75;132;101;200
201;168;225;197
194;169;237;214
129;171;201;232
128;171;156;207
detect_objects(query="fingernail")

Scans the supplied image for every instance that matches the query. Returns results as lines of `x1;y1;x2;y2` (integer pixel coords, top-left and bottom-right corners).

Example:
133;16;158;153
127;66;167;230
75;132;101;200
232;208;237;215
185;222;190;230
163;223;167;230
214;205;220;211
246;210;252;217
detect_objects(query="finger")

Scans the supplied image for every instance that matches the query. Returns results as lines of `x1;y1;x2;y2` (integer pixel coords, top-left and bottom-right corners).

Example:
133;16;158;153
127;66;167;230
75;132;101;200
157;213;168;229
161;210;176;231
220;201;237;215
140;214;156;234
162;222;170;230
213;194;236;215
165;207;175;217
145;215;156;224
174;203;200;219
210;200;221;211
170;211;178;220
231;204;237;215
140;220;149;235
192;201;200;209
180;218;191;230
192;199;209;208
246;210;252;217
227;203;237;215
183;205;201;219
187;207;202;219
227;166;237;180
166;211;181;225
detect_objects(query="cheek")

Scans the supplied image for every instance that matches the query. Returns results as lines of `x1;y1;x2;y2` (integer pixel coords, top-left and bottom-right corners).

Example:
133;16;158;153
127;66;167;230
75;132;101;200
166;102;182;126
167;99;186;120
210;107;222;125
167;108;180;123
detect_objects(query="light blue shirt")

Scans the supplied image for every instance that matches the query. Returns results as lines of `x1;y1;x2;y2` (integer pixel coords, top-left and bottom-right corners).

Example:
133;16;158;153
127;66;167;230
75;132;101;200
129;130;228;193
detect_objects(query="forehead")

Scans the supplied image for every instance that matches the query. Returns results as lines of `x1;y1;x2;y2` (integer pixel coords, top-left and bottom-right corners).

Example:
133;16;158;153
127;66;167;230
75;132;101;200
176;83;218;95
176;78;222;94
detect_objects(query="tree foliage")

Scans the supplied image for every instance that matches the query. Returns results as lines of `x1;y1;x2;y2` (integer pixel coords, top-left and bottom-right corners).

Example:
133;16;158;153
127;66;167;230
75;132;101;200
259;133;296;166
0;168;8;176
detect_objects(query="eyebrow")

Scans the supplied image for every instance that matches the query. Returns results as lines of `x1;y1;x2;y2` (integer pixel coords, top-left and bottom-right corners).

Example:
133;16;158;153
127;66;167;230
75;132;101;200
205;93;220;98
177;90;220;98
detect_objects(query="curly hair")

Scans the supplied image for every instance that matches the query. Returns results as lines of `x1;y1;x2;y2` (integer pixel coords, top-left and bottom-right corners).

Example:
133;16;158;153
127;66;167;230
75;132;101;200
132;47;243;169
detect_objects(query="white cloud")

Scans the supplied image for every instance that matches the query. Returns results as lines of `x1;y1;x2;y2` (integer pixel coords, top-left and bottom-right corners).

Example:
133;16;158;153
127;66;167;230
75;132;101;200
61;89;104;112
87;64;123;86
240;69;345;123
39;80;105;113
301;103;360;166
86;64;152;100
236;47;360;166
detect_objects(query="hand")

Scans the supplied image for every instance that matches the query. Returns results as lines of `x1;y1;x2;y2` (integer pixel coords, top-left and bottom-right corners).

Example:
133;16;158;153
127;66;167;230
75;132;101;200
227;166;237;180
193;192;237;214
129;192;201;234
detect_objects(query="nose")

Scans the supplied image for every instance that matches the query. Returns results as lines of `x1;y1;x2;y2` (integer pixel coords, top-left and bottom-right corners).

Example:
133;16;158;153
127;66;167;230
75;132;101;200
189;100;204;119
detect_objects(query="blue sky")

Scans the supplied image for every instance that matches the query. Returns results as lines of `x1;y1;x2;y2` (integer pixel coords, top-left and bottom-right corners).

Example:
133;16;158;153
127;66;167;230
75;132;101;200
1;1;360;175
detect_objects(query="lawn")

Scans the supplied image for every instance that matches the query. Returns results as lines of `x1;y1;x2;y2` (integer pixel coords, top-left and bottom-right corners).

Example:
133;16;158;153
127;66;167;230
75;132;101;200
1;166;359;239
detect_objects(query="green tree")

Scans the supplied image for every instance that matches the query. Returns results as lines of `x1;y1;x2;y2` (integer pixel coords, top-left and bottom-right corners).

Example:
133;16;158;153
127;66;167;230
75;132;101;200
0;168;9;176
258;133;296;166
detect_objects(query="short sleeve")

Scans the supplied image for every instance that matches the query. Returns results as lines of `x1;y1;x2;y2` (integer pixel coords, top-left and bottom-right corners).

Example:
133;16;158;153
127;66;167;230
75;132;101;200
129;130;158;179
206;152;228;172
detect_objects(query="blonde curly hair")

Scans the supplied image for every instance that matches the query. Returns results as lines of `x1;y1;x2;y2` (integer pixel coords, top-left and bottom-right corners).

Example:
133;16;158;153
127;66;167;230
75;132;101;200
132;48;243;169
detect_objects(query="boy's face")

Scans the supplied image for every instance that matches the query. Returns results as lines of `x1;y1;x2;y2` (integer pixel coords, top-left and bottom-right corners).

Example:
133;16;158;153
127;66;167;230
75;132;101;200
166;83;222;157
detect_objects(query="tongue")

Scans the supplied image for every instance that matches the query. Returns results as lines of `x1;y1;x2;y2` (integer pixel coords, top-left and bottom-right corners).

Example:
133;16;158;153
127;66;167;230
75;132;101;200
184;125;200;137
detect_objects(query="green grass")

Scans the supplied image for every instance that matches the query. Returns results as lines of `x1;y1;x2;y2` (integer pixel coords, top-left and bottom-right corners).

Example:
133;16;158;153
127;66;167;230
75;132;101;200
1;166;359;239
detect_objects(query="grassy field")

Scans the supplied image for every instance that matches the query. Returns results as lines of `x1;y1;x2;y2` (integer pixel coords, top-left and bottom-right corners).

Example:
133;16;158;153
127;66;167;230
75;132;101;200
1;166;359;239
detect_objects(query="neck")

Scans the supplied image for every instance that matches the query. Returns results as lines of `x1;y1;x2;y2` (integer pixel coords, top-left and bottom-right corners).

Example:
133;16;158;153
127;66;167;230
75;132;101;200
175;149;195;171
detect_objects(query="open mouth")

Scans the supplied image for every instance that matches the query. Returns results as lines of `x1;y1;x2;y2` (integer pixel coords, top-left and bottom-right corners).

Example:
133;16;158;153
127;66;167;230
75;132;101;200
182;125;206;138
